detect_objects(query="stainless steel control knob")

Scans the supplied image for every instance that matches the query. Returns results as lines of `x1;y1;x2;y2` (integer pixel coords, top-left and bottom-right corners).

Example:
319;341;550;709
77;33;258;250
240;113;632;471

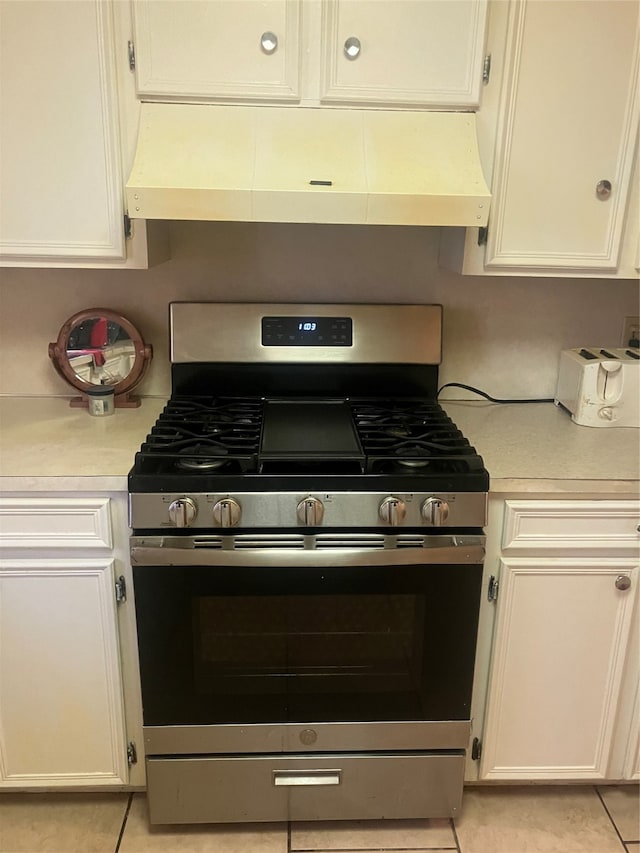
168;497;197;528
379;496;407;526
422;496;450;526
212;498;242;528
297;496;325;526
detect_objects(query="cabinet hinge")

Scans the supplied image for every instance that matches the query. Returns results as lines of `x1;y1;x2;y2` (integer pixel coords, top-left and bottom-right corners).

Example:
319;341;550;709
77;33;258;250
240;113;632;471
487;575;499;602
128;40;136;71
115;575;127;604
477;226;488;246
123;213;132;240
127;741;138;766
471;737;482;761
482;54;492;85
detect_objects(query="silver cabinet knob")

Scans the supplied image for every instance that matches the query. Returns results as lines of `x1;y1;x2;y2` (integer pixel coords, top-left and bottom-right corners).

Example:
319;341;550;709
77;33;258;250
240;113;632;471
168;497;197;528
212;498;241;528
596;179;612;199
344;36;361;60
260;31;278;54
421;496;450;526
296;496;324;526
615;575;631;591
379;496;407;526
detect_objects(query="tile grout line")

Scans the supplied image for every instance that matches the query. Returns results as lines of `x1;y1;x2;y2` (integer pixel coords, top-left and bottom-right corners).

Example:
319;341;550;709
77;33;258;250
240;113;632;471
450;816;463;853
595;787;630;850
289;847;459;852
113;792;134;853
288;820;459;852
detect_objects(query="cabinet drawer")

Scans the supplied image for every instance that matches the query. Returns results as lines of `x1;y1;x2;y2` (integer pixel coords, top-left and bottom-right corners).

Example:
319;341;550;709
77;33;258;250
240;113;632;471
502;500;640;554
147;752;464;823
0;498;112;549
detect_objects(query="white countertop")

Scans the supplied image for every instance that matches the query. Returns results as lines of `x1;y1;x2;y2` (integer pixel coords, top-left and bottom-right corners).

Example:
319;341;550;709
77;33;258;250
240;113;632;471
0;396;638;494
442;401;639;495
0;396;166;491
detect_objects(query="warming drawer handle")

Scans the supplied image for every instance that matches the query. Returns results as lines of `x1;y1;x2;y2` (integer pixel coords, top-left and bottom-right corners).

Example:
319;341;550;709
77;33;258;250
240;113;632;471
273;769;342;787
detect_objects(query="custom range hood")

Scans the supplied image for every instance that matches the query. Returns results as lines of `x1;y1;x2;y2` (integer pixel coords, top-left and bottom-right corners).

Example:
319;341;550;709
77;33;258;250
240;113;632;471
126;103;490;227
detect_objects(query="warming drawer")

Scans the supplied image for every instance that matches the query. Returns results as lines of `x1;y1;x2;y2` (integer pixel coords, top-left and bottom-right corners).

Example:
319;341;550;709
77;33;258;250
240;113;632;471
146;752;465;823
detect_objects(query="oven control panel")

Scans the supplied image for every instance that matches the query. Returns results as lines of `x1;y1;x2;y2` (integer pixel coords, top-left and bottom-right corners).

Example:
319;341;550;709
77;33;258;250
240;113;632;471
130;492;487;530
262;316;353;347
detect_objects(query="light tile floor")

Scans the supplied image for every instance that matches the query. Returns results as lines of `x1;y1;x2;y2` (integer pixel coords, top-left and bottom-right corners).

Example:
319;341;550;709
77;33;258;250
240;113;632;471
0;785;637;853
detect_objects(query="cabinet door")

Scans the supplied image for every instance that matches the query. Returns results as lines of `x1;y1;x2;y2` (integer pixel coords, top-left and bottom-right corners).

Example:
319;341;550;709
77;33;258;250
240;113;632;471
0;560;129;786
480;558;637;780
623;682;640;780
320;0;487;107
0;1;128;263
132;0;301;101
620;619;640;781
485;0;640;272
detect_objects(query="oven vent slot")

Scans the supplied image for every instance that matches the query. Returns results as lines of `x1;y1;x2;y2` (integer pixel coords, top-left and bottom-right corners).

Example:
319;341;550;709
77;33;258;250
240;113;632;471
233;535;305;550
396;535;429;548
193;537;224;549
315;534;385;550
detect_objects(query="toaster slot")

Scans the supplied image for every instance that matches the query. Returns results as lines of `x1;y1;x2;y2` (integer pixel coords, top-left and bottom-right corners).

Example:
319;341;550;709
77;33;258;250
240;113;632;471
578;348;598;360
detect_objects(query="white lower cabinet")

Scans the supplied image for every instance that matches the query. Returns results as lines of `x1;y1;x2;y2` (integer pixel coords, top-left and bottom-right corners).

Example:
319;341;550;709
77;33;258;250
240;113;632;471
0;495;142;788
0;559;128;786
622;680;640;780
478;498;640;781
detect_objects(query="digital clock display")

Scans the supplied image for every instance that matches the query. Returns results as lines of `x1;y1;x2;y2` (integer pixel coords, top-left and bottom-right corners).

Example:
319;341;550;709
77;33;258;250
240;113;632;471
262;316;353;347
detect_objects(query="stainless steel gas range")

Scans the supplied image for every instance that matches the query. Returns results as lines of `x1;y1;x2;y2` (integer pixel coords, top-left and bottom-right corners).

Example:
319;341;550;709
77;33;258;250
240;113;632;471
128;303;488;825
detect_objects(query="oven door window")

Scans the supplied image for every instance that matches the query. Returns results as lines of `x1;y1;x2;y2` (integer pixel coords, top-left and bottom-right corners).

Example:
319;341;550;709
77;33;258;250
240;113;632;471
133;563;482;725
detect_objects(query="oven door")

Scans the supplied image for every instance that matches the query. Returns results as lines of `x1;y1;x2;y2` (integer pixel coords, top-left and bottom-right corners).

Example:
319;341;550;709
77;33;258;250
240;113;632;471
131;533;484;755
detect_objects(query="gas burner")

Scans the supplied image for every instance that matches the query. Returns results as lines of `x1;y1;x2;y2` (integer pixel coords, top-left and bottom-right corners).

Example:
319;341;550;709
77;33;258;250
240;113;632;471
176;444;229;471
385;425;412;439
201;425;225;436
395;446;431;468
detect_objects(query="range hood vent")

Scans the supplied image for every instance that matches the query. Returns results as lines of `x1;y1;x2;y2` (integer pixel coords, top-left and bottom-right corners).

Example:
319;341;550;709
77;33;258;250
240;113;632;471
126;103;490;227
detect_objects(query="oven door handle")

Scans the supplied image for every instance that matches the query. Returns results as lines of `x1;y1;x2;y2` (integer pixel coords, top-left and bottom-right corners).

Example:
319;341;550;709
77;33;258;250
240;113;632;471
273;769;342;787
130;537;485;567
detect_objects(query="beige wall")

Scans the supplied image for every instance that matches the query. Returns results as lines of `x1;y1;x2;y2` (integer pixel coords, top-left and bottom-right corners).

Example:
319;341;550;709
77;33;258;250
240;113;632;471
0;222;638;400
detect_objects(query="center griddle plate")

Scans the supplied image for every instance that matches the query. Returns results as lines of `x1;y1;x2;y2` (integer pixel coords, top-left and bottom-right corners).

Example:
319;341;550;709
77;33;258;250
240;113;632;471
260;400;364;461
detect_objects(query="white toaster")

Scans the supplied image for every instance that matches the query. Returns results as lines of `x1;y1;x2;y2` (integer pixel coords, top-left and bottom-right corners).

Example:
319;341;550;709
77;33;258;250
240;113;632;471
554;347;639;428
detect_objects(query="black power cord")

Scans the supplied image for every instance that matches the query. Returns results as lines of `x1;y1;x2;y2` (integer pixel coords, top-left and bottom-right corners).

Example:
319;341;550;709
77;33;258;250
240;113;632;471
437;382;554;404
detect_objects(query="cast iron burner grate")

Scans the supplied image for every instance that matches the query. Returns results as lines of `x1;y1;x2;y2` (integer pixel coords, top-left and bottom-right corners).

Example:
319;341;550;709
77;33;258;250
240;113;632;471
350;399;484;474
134;396;263;474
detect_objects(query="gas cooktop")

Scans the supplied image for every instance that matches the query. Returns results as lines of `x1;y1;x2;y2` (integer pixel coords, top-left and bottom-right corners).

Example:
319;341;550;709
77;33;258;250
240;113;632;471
128;394;488;494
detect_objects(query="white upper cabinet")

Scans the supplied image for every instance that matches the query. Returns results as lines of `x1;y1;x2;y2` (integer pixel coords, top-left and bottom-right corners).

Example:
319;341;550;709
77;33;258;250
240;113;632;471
0;0;167;268
130;0;488;109
486;0;639;272
132;0;301;102
440;0;640;278
319;0;488;108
